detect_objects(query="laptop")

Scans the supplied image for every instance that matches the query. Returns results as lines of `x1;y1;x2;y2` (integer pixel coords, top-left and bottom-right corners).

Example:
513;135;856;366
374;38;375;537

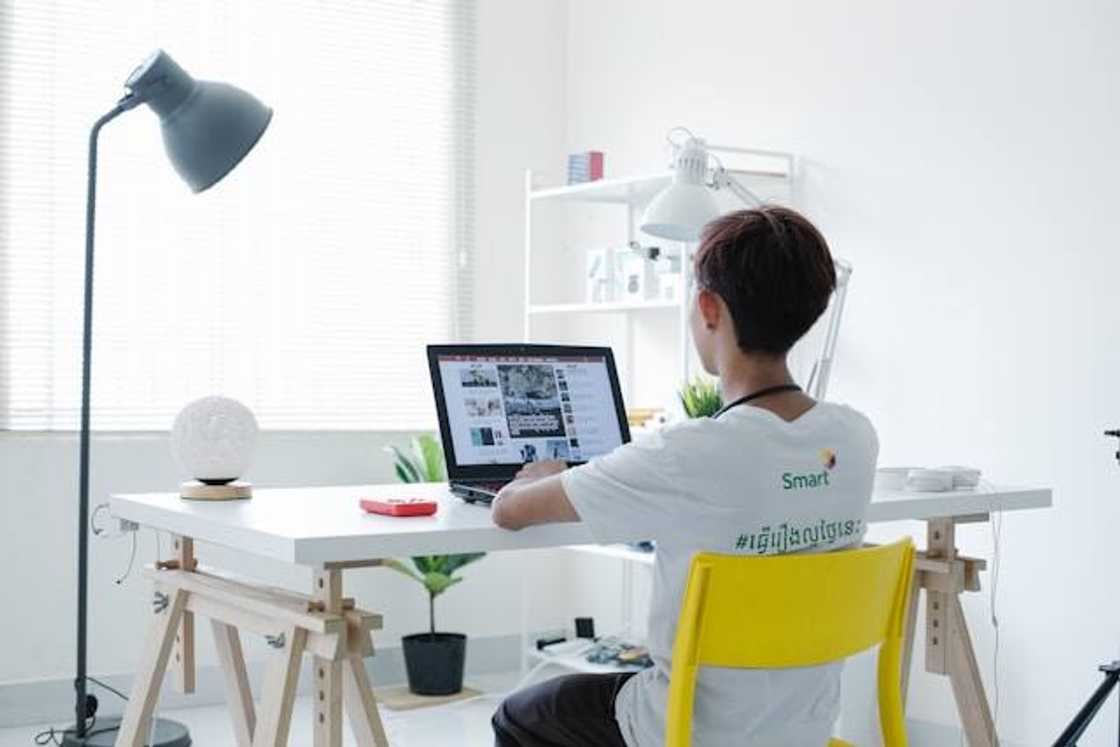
427;344;631;504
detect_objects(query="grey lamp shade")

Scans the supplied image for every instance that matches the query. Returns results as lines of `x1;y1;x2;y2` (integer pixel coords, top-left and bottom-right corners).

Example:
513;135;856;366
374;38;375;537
126;50;272;192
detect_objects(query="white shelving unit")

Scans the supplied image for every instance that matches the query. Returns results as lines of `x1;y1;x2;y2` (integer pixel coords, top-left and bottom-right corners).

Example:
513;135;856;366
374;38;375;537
522;164;793;386
518;155;794;679
565;543;656;566
527;299;680;316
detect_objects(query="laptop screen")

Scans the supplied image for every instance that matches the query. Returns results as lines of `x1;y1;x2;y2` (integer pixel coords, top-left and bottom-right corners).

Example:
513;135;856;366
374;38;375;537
429;346;629;473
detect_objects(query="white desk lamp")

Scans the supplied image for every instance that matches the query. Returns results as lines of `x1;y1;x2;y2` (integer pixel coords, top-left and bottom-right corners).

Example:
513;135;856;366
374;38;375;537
640;128;852;400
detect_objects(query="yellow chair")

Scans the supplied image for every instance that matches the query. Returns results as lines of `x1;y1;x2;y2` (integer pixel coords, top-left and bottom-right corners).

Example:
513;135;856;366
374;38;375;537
666;538;915;747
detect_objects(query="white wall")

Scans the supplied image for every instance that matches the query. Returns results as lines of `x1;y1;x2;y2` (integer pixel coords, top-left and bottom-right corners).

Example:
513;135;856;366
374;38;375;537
473;0;568;341
0;0;572;702
562;0;1120;742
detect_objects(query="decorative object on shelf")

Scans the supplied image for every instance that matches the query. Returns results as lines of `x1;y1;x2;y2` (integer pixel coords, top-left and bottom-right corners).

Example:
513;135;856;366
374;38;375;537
679;377;723;419
585;636;653;669
585;246;617;303
171;396;258;500
567;149;604;183
616;246;659;301
384;435;486;695
68;48;270;746
654;251;684;302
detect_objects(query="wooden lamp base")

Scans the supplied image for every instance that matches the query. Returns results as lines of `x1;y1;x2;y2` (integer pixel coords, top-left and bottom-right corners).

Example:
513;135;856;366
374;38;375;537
180;481;252;501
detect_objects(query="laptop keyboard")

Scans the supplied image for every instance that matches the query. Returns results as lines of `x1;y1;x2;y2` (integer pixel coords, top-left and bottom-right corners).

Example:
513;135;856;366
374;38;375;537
451;480;511;503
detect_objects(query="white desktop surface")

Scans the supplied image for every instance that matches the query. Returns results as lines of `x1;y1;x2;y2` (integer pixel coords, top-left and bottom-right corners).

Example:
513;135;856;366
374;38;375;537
110;482;1052;567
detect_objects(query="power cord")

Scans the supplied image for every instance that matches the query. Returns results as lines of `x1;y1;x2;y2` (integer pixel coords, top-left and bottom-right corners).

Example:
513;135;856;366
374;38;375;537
113;532;138;585
86;676;128;703
989;506;1003;735
32;677;129;746
90;502;140;585
36;511;137;744
34;716;95;746
958;482;1003;747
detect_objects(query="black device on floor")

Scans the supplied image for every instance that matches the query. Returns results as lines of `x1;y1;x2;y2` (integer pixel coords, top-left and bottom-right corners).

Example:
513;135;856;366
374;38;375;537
427;344;630;504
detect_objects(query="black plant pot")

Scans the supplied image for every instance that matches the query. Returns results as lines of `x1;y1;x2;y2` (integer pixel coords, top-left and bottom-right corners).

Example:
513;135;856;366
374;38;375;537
402;632;466;696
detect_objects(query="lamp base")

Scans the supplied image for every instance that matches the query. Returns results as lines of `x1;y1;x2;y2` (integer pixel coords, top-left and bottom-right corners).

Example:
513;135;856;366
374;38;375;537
61;716;190;746
180;480;252;501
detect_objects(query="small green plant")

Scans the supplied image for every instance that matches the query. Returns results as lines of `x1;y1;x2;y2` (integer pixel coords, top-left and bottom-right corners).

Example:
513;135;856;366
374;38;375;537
679;377;723;418
383;435;485;635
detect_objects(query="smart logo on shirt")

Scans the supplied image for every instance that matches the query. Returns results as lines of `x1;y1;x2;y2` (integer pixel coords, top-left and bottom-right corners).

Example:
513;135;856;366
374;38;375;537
781;448;837;491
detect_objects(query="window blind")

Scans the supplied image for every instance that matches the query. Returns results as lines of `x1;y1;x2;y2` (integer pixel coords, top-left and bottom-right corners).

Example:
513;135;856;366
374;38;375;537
0;0;475;431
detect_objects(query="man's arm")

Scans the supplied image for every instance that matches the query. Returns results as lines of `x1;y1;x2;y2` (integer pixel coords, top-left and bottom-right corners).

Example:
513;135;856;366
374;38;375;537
492;460;579;530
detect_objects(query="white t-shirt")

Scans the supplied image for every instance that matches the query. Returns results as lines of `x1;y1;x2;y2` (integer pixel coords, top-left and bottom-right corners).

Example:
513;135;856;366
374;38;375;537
561;401;879;747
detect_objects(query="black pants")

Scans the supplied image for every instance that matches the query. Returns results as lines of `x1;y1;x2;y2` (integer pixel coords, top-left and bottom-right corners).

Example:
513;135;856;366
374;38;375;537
492;672;637;747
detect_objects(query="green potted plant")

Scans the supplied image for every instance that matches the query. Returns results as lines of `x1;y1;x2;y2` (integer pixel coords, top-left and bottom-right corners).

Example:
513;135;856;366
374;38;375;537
383;435;485;695
679;376;723;418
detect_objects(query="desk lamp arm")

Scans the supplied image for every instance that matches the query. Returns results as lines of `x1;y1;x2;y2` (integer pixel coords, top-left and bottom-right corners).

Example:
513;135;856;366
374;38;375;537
708;162;852;401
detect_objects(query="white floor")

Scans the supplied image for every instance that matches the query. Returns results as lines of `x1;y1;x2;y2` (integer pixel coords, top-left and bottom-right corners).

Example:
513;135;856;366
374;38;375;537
0;673;518;747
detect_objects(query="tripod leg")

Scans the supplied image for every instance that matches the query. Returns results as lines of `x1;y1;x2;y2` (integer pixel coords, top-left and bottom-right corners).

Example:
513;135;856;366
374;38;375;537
1051;667;1120;746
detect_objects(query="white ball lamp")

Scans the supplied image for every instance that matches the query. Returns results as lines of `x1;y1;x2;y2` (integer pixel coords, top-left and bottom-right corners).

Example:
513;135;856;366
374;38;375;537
170;396;259;500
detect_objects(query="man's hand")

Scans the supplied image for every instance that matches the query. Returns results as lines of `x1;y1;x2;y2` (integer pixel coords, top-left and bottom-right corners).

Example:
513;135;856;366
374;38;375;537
514;459;567;482
492;461;579;530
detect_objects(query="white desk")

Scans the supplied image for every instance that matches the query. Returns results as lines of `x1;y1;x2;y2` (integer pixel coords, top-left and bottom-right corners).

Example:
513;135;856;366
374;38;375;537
109;482;1050;747
110;481;1049;565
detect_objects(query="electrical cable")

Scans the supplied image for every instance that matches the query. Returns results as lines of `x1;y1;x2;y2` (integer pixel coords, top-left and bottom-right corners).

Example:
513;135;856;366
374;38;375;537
989;505;1003;739
90;502;139;584
34;512;140;743
959;481;1002;746
665;125;696;148
114;531;138;585
33;716;118;745
86;676;128;703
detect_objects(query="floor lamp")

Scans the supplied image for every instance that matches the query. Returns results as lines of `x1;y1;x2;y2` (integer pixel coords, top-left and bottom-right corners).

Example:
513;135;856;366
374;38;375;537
640;128;852;400
67;49;271;746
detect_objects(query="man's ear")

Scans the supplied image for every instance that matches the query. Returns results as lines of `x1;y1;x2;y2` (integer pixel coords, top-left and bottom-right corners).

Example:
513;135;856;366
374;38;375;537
696;288;721;331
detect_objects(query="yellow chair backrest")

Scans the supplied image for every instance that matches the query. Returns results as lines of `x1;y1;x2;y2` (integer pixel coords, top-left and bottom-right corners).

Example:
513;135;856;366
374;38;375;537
666;538;915;747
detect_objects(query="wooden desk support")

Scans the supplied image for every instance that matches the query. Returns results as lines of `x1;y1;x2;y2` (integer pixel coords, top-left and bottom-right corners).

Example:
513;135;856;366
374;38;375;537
110;482;1051;746
114;546;389;747
901;516;998;747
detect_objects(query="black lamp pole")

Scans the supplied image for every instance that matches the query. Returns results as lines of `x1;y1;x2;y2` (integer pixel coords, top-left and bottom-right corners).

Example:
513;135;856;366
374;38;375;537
74;100;128;741
67;49;271;745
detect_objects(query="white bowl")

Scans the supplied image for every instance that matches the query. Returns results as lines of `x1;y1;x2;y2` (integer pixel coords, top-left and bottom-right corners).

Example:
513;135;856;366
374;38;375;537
938;465;982;489
875;467;922;491
905;468;955;492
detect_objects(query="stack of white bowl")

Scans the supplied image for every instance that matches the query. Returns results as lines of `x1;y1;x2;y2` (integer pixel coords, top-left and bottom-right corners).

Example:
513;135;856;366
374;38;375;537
874;465;982;492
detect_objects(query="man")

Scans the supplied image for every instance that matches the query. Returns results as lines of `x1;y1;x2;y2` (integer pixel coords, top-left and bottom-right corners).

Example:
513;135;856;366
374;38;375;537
491;206;878;746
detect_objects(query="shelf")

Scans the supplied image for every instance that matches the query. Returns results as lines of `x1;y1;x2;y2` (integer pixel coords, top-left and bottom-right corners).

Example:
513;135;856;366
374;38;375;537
528;168;791;207
527;300;680;315
529;173;673;205
565;543;656;566
527;644;648;675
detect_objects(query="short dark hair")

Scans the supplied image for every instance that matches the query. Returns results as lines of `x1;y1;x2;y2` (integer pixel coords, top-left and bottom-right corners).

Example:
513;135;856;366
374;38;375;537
694;206;836;356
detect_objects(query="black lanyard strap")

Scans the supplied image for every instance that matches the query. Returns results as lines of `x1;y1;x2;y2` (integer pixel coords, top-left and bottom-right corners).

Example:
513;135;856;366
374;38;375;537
712;383;802;419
